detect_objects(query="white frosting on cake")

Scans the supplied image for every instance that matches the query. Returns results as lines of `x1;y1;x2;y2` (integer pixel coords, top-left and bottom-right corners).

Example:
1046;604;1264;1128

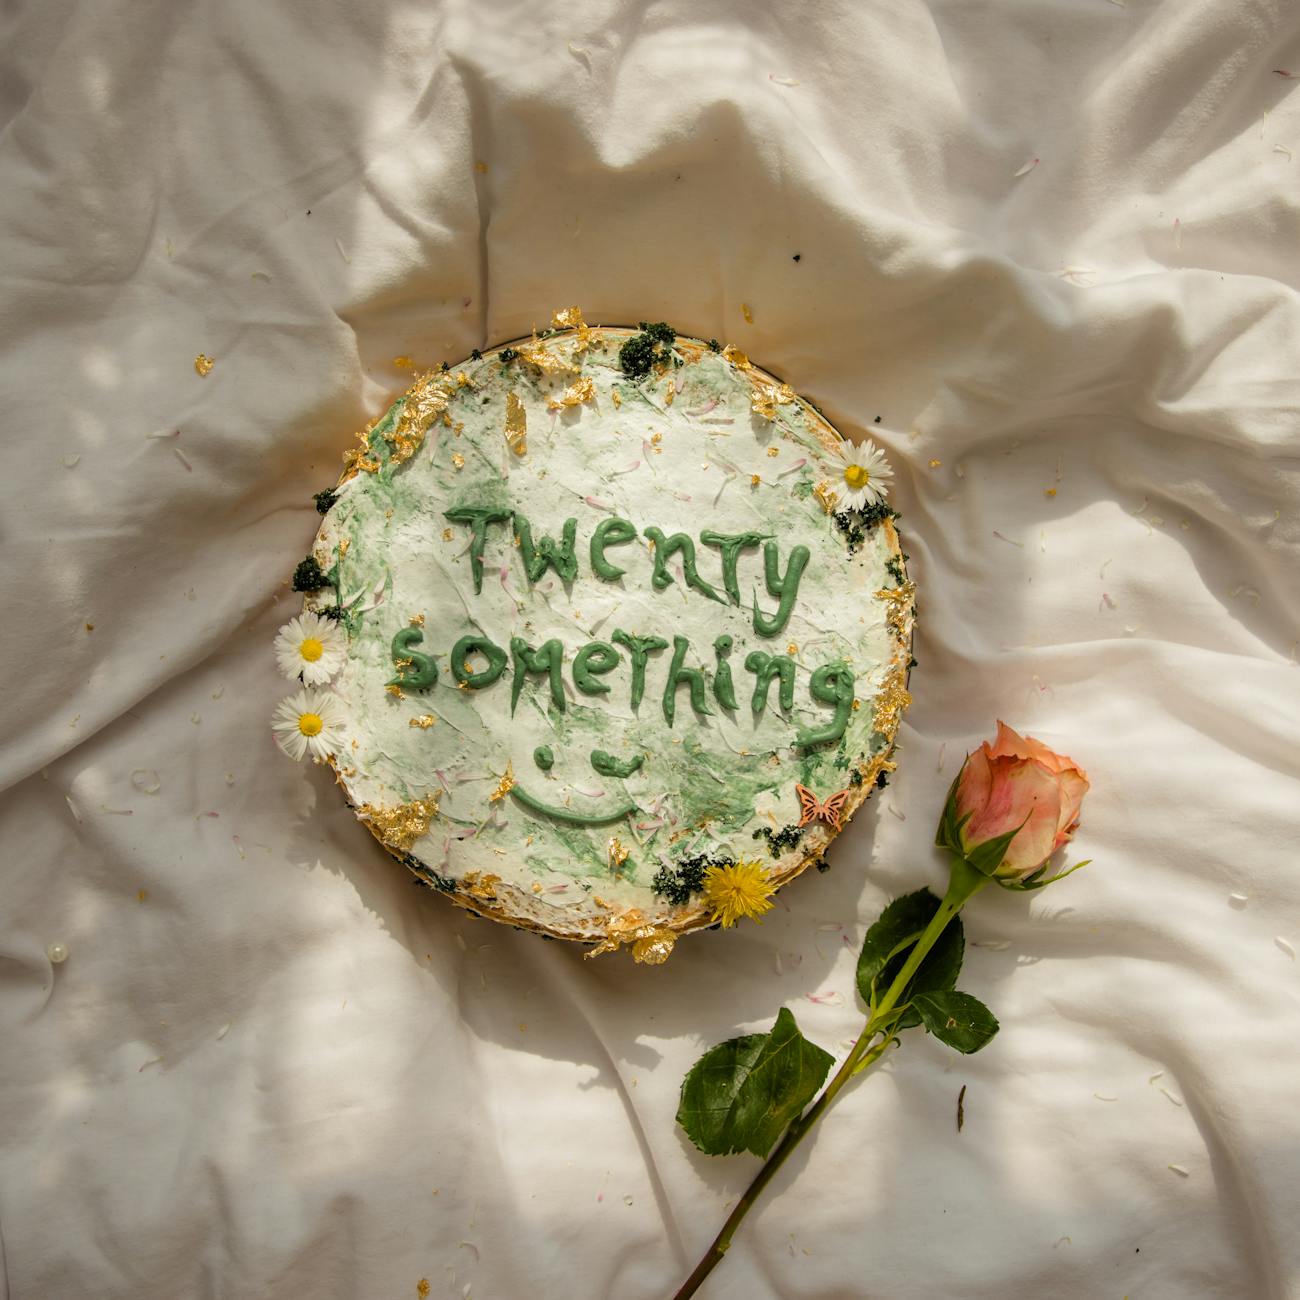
296;320;912;956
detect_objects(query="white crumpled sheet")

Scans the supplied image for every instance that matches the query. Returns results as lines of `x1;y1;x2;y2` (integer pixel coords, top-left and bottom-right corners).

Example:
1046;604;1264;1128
2;2;1298;1296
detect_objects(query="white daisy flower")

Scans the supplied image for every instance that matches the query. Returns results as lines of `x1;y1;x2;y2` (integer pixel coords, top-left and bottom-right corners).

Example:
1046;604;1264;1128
271;688;347;761
836;439;894;511
274;611;346;685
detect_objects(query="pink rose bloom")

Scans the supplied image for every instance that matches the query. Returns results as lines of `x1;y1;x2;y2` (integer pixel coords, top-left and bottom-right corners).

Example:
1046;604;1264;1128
946;722;1089;880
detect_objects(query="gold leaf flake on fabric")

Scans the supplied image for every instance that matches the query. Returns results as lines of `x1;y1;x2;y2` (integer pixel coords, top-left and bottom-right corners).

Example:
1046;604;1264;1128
546;377;595;412
358;794;440;851
194;354;215;377
631;930;676;965
504;393;528;456
489;760;515;803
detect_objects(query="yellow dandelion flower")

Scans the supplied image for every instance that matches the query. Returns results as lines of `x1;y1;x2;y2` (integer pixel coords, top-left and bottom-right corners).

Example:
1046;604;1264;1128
701;860;776;928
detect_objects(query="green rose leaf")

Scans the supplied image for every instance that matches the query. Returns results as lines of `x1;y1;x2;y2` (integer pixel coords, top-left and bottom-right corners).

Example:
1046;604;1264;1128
912;990;999;1054
677;1006;834;1158
856;889;964;1026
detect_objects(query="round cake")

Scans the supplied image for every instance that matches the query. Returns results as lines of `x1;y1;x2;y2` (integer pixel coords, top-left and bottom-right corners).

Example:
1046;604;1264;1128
271;309;914;962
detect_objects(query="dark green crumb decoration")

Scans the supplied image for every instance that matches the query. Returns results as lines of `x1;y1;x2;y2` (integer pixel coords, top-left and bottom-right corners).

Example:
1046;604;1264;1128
619;322;677;378
499;347;518;363
313;488;338;515
291;556;328;592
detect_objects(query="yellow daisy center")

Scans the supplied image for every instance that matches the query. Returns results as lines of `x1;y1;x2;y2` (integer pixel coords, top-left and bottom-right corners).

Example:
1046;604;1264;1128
844;464;870;490
298;712;324;737
299;637;325;662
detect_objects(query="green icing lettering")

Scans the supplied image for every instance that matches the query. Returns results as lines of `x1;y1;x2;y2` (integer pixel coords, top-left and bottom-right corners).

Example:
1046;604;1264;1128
450;634;507;689
515;515;579;584
573;641;621;695
797;661;855;748
590;517;638;581
712;634;737;710
611;629;669;710
752;542;810;636
534;746;554;771
590;750;645;779
700;530;768;605
643;528;724;604
510;785;636;826
662;634;712;726
744;650;795;713
443;507;513;594
510;637;566;714
388;626;438;690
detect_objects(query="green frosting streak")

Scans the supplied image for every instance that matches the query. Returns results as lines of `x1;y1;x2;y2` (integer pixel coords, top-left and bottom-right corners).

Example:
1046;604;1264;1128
510;637;566;714
611;629;669;710
590;750;645;778
450;634;508;688
388;626;438;690
712;634;738;710
745;650;795;714
573;641;621;695
643;528;724;604
443;507;513;594
753;542;811;636
797;662;855;748
700;530;768;605
511;785;637;826
533;746;554;771
590;517;638;580
515;515;579;584
663;634;712;726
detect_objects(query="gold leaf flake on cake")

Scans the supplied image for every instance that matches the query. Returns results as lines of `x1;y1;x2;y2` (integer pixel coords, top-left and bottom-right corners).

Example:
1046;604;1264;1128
874;581;916;640
489;761;515;803
607;837;630;871
390;369;459;465
721;344;750;369
358;794;440;851
766;446;779;457
546;377;595;412
610;389;622;408
451;452;465;470
194;354;215;377
386;683;405;699
462;871;500;900
551;305;593;352
813;481;839;514
504;393;528;456
871;662;912;737
409;612;425;627
516;334;580;377
585;907;677;964
409;715;437;729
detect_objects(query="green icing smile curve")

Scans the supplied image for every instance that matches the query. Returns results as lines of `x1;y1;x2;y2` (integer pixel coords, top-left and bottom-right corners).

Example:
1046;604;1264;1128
510;784;638;826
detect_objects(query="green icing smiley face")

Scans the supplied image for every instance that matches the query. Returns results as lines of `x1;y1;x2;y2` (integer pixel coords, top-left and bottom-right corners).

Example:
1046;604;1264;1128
304;322;912;944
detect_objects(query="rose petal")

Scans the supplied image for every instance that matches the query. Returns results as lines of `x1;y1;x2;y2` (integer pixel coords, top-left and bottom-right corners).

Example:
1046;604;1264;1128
962;756;1062;876
953;746;993;827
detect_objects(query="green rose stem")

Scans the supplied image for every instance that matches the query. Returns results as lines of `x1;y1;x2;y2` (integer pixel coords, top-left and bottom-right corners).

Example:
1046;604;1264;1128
670;857;990;1300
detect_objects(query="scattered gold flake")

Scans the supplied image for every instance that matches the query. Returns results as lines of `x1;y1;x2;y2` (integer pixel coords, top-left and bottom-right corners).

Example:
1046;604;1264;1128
454;370;473;388
85;623;94;632
386;683;405;699
194;354;214;377
721;344;750;369
1045;487;1058;497
516;333;580;376
394;657;414;671
607;837;630;871
385;509;394;521
409;715;437;729
787;643;798;654
504;391;528;455
929;458;942;468
551;305;593;352
474;160;488;173
389;368;462;465
813;481;839;514
872;662;912;737
592;895;610;909
393;356;414;369
442;527;453;540
546;376;595;412
358;794;440;851
650;431;663;453
767;446;779;457
852;698;861;710
611;389;622;407
585;908;677;964
409;612;426;627
489;760;516;803
875;581;916;639
418;1281;431;1299
137;889;147;902
337;538;350;558
532;881;544;894
451;452;465;470
742;302;754;324
751;474;762;487
462;871;500;900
